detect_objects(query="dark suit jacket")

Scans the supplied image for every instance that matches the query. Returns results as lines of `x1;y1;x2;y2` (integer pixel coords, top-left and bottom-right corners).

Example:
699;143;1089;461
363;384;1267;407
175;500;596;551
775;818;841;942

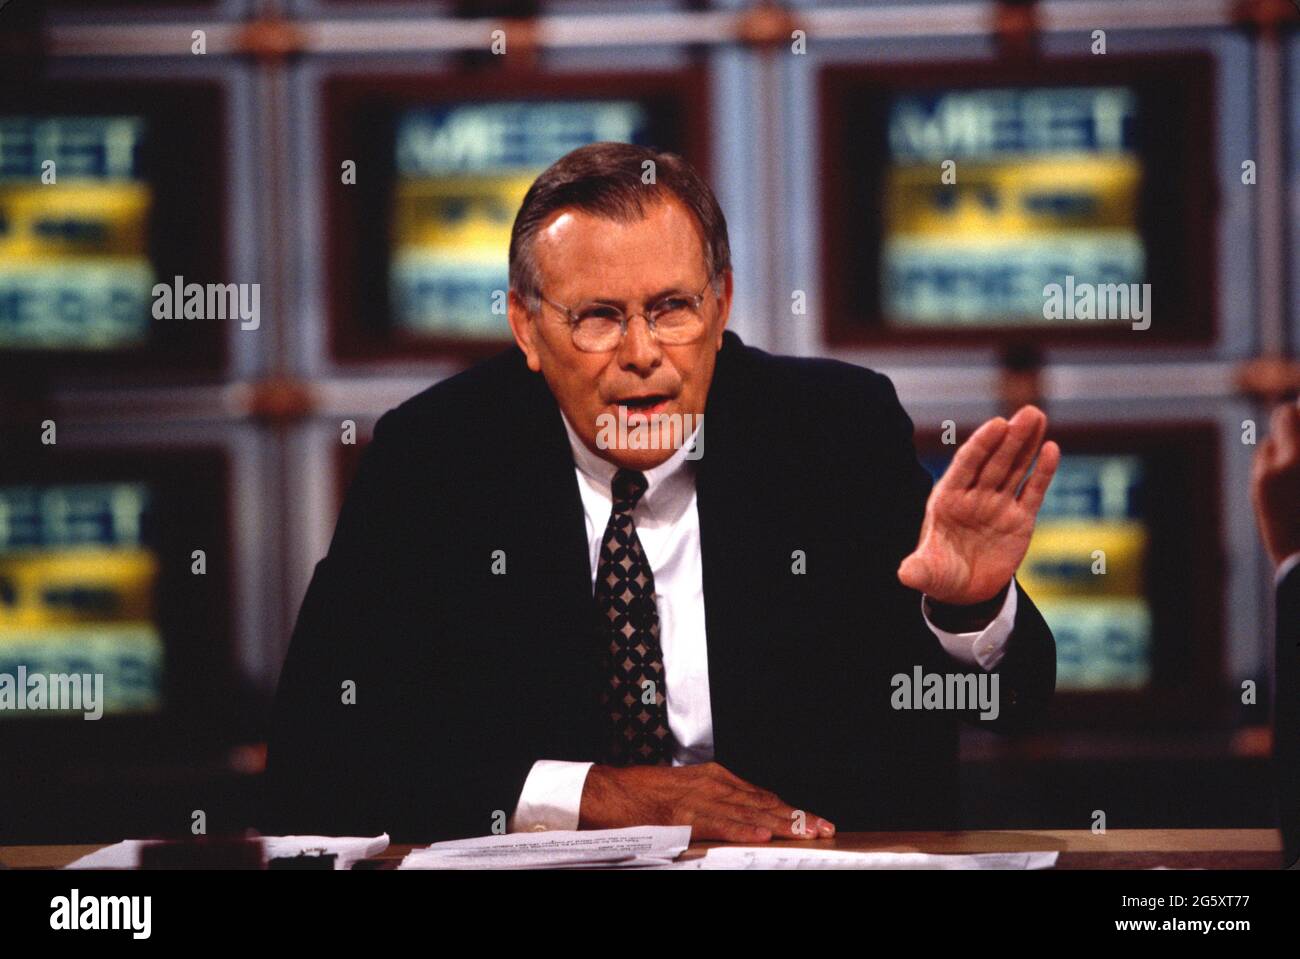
265;330;1056;840
1276;563;1299;867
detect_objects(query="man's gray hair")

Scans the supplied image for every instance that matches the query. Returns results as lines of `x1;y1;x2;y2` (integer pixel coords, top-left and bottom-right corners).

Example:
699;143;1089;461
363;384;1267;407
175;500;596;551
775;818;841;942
508;142;731;313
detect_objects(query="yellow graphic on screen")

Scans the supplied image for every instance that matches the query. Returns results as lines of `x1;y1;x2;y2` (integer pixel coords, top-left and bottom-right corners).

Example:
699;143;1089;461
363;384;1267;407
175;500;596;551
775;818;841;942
0;115;156;349
389;174;534;336
885;155;1141;238
0;548;156;628
1017;520;1146;600
0;483;164;715
1019;519;1151;691
0;182;151;259
393;174;532;259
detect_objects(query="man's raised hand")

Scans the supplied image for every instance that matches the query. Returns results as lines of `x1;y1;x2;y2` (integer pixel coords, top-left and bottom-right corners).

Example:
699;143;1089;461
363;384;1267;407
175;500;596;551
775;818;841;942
898;405;1060;606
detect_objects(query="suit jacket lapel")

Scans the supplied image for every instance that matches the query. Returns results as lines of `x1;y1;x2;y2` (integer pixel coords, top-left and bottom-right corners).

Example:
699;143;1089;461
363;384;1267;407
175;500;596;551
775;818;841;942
496;353;609;755
694;331;754;765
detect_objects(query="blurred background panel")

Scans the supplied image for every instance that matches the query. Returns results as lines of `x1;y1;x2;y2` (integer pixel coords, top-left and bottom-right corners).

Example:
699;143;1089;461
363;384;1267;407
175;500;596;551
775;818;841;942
320;68;707;360
0;0;1294;840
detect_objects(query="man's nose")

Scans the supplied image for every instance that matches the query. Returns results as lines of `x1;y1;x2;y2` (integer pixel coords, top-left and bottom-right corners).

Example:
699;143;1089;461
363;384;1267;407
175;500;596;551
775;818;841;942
616;315;663;372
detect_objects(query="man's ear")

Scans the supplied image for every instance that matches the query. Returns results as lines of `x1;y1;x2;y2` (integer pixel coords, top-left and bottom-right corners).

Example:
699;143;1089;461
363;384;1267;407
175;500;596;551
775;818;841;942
507;291;543;372
713;269;734;350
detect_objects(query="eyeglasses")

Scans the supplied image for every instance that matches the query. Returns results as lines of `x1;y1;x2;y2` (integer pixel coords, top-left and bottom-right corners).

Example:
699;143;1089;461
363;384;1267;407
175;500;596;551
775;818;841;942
538;275;717;353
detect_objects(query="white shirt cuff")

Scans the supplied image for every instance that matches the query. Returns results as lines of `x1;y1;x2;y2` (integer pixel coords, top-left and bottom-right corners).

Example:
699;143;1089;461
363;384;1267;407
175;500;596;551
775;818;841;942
1276;552;1300;586
508;760;594;832
921;580;1019;672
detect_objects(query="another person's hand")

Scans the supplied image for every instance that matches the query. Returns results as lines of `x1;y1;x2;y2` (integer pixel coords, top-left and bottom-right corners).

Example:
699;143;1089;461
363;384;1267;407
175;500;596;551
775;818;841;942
899;405;1060;605
1251;402;1300;568
578;762;835;842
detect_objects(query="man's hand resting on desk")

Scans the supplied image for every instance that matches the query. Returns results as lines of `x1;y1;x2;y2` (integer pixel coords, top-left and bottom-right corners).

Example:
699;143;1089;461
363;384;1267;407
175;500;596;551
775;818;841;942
578;762;836;841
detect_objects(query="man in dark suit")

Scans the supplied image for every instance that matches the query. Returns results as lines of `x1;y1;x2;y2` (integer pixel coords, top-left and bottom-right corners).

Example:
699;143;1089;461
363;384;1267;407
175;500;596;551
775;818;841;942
266;143;1058;842
1251;401;1300;868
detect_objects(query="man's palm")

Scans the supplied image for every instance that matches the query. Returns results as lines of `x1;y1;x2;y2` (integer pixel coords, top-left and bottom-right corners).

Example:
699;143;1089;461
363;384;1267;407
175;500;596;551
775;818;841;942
898;406;1060;605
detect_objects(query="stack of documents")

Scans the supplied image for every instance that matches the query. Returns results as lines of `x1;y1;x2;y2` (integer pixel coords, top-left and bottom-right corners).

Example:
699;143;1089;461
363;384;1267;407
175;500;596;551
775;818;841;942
670;847;1059;870
399;826;692;869
64;834;390;870
64;830;1056;870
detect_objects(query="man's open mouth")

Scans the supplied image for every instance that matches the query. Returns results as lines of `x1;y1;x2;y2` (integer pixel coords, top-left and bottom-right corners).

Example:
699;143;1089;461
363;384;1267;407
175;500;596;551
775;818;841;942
616;395;672;415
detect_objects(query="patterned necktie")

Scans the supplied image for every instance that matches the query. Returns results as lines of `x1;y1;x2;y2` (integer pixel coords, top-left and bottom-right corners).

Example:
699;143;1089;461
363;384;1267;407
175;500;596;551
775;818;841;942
595;468;675;765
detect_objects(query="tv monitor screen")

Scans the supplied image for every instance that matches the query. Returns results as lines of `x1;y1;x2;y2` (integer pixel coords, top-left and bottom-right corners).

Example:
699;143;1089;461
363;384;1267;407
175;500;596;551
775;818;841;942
920;451;1150;692
0;115;155;351
821;55;1215;345
0;83;227;369
0;481;164;717
389;100;653;339
325;71;706;360
884;86;1143;329
918;424;1222;715
0;446;236;759
1012;454;1150;691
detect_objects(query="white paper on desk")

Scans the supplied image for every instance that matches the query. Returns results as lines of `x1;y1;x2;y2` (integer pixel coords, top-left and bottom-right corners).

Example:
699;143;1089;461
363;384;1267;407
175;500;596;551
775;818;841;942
64;841;150;870
64;834;389;871
693;847;1058;870
398;826;691;870
262;834;390;870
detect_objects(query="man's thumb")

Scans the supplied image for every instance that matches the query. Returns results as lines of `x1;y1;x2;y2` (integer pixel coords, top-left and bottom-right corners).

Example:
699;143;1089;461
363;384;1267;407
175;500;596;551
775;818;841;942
897;552;929;590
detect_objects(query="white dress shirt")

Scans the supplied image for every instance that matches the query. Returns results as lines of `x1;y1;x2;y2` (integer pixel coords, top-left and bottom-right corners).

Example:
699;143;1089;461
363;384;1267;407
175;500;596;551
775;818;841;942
508;410;1019;831
1277;551;1300;586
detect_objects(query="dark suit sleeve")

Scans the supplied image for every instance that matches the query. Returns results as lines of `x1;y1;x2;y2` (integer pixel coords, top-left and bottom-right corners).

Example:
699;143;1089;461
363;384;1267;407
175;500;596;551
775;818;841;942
263;408;536;841
1275;562;1300;867
867;371;1056;734
976;579;1057;732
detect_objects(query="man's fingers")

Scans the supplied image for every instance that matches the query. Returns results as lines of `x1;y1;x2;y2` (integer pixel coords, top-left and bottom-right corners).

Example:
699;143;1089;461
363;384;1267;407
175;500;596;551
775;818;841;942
714;801;832;839
727;785;793;816
777;808;835;838
707;779;785;811
942;417;1009;490
1000;410;1048;493
706;763;777;798
735;788;786;811
698;766;835;838
1016;440;1060;514
690;815;772;843
1253;436;1278;482
713;801;796;835
702;765;792;811
1270;403;1300;462
717;799;815;836
975;406;1044;492
673;766;839;842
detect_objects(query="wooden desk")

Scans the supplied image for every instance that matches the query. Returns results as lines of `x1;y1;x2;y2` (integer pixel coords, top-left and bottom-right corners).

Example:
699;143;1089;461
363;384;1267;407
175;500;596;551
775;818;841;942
0;829;1283;869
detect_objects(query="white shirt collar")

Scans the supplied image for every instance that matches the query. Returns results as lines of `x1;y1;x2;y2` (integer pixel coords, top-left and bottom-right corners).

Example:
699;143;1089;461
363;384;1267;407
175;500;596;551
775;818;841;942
558;408;699;512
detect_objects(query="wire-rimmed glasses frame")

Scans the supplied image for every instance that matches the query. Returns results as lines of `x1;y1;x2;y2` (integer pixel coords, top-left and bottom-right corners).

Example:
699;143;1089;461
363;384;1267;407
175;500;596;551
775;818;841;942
536;273;719;353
